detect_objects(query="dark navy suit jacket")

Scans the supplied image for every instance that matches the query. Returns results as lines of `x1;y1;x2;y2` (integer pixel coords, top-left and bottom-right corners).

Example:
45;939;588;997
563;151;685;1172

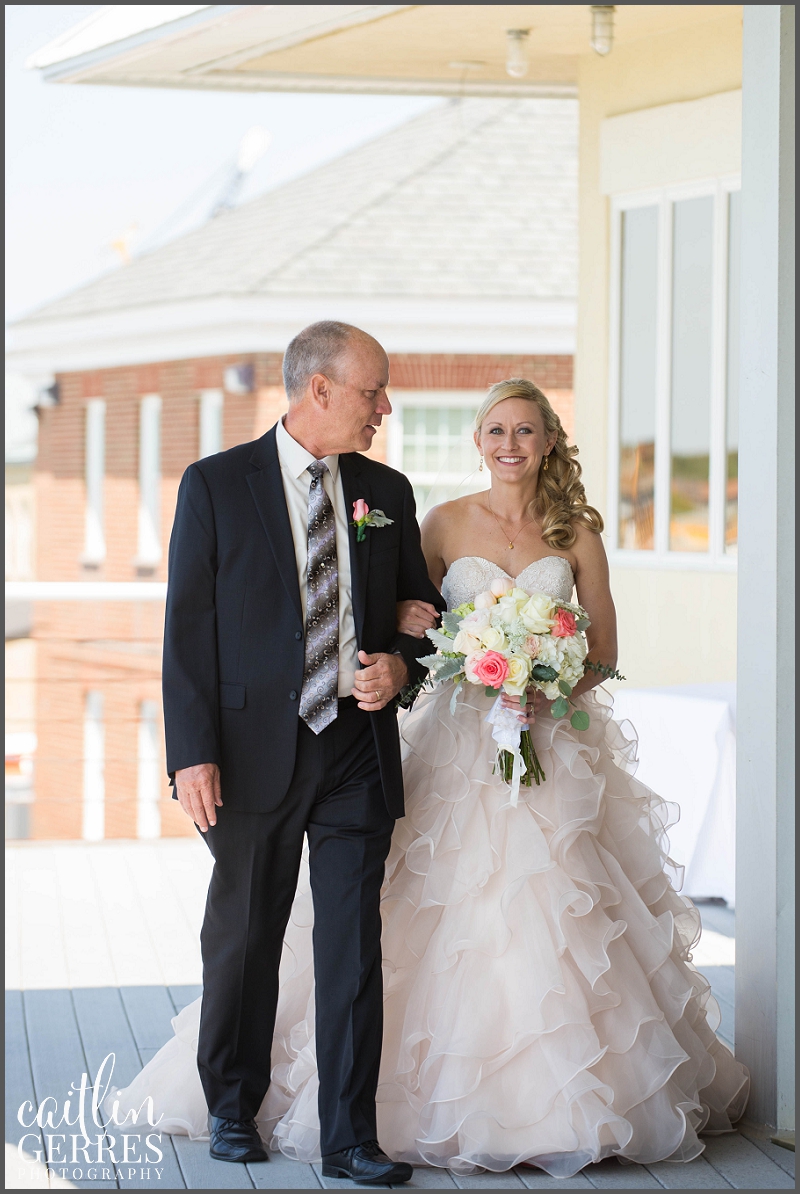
162;424;444;817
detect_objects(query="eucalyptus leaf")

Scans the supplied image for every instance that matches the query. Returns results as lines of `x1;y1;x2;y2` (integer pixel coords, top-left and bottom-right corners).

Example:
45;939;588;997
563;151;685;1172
551;697;569;719
485;686;499;699
441;611;463;636
558;680;573;696
531;663;558;682
570;709;590;731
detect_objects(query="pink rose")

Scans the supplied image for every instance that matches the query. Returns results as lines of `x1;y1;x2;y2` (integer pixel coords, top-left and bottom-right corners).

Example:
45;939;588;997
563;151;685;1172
469;649;510;689
552;609;577;638
353;499;370;522
473;590;497;609
490;576;514;598
524;634;542;658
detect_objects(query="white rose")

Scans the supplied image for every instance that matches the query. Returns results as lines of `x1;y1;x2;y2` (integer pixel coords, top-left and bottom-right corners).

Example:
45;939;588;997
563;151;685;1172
461;608;491;632
479;625;508;651
520;592;555;633
453;629;482;655
502;652;531;696
509;587;531;605
490;576;514;597
495;594;521;624
473;590;497;610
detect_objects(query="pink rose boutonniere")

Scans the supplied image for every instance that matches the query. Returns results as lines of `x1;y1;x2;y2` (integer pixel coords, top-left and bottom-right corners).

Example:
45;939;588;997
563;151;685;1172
351;499;394;543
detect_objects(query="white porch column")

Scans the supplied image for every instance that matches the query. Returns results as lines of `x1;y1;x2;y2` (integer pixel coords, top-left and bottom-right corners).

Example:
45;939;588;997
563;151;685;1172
736;5;795;1131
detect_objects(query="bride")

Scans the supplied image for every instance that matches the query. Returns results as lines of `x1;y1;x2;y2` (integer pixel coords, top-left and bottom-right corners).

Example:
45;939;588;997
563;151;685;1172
109;378;748;1177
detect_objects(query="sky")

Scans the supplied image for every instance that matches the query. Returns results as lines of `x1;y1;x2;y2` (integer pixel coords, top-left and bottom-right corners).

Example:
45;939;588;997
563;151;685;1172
5;4;439;457
5;5;440;325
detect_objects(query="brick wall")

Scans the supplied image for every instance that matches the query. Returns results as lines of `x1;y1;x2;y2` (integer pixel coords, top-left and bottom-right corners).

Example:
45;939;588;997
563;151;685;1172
32;351;573;839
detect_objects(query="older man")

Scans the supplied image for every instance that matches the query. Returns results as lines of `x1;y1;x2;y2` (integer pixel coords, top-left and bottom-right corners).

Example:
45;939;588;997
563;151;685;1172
162;321;444;1183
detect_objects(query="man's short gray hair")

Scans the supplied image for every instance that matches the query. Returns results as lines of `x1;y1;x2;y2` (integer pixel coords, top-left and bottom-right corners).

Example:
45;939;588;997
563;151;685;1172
282;320;362;400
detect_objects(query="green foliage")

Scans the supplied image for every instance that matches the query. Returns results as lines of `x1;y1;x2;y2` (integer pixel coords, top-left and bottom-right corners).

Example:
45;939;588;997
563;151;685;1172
441;611;462;636
570;709;590;731
584;661;626;682
432;658;466;683
453;602;476;618
366;510;393;527
551;696;569;719
531;663;557;682
558;680;573;696
395;675;428;710
426;627;457;651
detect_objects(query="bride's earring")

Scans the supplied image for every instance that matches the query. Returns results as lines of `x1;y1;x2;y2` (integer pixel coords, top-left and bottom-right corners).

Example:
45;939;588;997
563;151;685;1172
479;456;484;472
543;454;549;471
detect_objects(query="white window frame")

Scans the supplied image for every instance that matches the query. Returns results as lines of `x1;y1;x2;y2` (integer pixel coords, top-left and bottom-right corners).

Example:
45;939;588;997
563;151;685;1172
198;389;224;459
607;175;740;572
82;399;106;565
387;391;489;506
82;690;105;841
136;393;162;566
136;699;161;839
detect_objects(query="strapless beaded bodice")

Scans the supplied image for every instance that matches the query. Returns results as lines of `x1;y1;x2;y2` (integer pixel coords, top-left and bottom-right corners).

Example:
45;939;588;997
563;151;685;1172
441;555;574;610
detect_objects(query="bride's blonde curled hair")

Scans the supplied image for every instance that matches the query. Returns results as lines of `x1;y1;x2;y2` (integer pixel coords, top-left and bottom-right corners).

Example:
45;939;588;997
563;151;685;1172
475;378;604;550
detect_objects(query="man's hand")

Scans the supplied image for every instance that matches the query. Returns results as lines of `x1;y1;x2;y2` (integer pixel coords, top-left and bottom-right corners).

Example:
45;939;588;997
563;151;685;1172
396;600;439;639
175;762;222;831
352;650;409;711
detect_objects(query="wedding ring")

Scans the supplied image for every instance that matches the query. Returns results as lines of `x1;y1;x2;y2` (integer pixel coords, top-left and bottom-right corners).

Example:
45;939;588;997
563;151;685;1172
375;690;382;701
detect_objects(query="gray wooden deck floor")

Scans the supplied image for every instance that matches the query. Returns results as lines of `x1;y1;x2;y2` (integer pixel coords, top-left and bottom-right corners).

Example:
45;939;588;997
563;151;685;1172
5;860;794;1189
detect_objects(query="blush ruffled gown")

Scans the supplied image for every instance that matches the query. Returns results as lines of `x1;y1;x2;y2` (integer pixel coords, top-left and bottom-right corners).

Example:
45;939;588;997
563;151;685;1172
108;555;748;1177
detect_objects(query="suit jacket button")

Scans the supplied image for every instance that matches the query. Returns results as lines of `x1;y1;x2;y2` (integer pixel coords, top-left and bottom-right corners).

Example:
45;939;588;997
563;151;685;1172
289;690;298;701
295;631;302;640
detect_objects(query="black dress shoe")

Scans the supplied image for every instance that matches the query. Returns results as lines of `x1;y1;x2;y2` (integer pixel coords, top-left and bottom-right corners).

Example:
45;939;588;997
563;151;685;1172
209;1116;268;1163
321;1139;413;1184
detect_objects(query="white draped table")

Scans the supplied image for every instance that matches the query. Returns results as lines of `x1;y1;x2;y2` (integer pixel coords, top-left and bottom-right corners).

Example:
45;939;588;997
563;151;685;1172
609;683;736;907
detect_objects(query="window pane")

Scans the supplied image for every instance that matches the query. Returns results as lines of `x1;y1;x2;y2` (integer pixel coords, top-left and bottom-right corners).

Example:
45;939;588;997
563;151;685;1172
401;404;487;515
725;191;741;554
670;196;713;552
618;207;658;550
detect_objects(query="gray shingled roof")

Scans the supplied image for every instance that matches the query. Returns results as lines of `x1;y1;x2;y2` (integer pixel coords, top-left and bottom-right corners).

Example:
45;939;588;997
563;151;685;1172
18;98;577;324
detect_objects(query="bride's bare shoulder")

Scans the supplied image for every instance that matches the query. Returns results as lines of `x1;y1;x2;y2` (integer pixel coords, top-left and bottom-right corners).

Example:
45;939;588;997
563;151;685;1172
421;493;483;532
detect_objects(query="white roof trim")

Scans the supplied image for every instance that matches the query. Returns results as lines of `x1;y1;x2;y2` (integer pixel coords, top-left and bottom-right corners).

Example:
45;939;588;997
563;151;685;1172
5;295;576;374
26;5;217;69
26;5;413;84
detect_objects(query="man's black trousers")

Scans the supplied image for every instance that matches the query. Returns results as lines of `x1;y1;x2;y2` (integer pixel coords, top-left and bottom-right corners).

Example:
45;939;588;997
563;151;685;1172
196;698;395;1156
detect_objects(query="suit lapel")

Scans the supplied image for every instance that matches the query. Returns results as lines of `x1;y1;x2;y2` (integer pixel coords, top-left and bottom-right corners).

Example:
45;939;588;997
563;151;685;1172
340;453;371;646
247;427;303;623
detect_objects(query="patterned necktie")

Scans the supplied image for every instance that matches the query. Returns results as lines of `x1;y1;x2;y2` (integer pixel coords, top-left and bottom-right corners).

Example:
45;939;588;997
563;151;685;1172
299;460;339;733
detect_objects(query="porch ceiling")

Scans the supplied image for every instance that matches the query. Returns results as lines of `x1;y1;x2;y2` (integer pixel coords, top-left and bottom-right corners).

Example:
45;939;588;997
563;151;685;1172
30;4;741;97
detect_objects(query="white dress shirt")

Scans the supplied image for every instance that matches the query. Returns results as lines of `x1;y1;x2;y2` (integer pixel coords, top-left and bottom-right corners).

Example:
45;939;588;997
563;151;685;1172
275;417;358;699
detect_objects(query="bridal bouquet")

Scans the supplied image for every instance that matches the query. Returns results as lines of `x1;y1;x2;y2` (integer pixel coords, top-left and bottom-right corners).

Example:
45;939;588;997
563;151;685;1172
418;577;618;802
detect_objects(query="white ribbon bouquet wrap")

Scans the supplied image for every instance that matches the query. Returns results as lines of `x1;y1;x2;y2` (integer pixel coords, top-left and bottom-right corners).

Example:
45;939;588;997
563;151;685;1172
415;577;623;806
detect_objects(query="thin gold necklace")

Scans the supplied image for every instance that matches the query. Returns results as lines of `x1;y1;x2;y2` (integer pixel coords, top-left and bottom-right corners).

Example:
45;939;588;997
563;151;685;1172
486;492;534;551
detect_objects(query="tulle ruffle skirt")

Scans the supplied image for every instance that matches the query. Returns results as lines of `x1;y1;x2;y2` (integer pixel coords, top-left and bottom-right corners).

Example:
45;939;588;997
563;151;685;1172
107;686;748;1177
